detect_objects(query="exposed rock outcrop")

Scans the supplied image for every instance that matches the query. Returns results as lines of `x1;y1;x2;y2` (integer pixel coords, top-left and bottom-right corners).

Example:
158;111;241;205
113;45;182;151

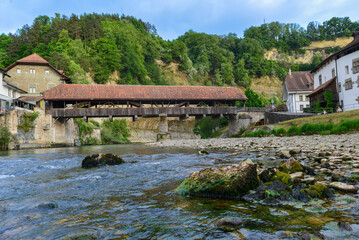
81;153;125;168
176;162;259;199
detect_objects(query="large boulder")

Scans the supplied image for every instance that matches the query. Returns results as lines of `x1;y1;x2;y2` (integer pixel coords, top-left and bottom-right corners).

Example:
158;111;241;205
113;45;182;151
176;162;259;199
81;153;125;168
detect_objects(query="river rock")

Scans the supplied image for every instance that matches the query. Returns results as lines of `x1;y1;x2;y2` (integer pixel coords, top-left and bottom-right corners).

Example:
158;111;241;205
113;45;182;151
278;158;303;173
38;202;58;210
214;217;242;228
277;150;291;158
176;162;259;199
81;153;125;168
259;168;276;183
338;221;353;231
329;182;358;193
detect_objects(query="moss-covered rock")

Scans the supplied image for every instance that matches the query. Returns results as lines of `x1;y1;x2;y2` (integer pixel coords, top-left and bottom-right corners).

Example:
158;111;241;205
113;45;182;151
278;158;303;173
81;153;125;168
300;183;334;199
271;171;292;184
176;162;259;199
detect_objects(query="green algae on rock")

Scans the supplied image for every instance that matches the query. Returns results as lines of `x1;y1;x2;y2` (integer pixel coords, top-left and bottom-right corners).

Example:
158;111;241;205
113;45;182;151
271;171;292;184
176;162;259;199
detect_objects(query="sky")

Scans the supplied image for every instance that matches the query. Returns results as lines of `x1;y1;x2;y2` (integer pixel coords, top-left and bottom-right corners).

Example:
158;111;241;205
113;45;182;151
0;0;358;40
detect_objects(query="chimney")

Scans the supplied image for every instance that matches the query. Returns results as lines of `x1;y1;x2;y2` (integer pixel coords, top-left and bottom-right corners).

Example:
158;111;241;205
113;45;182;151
353;31;359;41
321;50;326;60
288;68;291;75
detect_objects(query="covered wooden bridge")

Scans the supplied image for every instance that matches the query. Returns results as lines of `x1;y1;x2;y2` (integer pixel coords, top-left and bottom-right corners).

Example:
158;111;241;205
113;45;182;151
43;84;247;121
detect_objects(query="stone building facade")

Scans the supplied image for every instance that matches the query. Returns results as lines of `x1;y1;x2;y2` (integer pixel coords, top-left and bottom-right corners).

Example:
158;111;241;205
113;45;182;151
4;53;71;96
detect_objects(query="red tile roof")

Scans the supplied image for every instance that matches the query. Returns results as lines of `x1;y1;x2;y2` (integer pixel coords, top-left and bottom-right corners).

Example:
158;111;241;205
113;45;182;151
18;96;43;102
43;84;247;102
5;53;71;83
307;76;336;97
16;53;49;64
284;71;314;92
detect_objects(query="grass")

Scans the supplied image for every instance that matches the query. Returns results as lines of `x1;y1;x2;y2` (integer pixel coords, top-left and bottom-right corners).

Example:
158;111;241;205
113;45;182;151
239;109;359;138
275;109;359;130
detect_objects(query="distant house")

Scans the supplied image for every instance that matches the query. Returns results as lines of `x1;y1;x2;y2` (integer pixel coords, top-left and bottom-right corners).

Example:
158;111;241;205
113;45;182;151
4;53;71;96
309;31;359;111
0;67;27;112
282;70;314;113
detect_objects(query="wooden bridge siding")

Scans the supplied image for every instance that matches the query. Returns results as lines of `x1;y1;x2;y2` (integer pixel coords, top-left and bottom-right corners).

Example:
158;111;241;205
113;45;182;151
47;107;245;118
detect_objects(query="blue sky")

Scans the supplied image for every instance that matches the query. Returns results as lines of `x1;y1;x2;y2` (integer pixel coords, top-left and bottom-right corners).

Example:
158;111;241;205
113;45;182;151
1;0;358;40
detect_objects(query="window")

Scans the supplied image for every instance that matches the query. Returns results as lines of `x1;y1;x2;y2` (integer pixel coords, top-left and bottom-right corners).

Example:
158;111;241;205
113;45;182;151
300;105;304;111
306;104;310;108
319;75;322;85
353;59;359;74
17;68;21;74
306;96;309;101
345;65;349;74
45;69;50;74
29;84;36;93
30;68;35;74
332;68;335;77
357;76;359;87
338;82;342;92
345;78;353;90
299;95;303;101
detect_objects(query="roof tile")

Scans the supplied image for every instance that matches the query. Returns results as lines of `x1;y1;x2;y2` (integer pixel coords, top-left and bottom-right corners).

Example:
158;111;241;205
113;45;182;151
43;84;247;102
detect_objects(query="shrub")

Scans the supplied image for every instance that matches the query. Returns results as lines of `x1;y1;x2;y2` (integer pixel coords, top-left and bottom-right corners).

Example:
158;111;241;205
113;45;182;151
0;127;11;150
18;111;40;133
287;126;301;136
275;128;287;136
193;117;228;139
101;119;130;144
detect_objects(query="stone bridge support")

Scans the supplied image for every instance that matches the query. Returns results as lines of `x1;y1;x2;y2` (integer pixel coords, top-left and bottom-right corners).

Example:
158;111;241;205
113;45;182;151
157;114;170;141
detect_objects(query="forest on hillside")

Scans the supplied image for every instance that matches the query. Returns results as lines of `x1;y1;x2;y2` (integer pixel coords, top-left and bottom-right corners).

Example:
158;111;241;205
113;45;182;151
0;14;358;88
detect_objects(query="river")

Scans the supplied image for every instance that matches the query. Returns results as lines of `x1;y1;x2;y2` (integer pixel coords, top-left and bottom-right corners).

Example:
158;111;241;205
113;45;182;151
0;144;358;239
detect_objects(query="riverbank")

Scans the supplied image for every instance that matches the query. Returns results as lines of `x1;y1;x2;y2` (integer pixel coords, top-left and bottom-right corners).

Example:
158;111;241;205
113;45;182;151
148;133;359;153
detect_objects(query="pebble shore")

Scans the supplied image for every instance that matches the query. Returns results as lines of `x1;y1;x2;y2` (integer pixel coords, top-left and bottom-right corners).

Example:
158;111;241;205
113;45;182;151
148;133;359;153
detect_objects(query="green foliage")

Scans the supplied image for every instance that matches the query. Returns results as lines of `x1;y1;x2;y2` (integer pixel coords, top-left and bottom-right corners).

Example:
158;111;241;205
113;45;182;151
244;88;265;107
18;111;40;133
0;127;11;150
324;91;334;108
1;13;358;88
286;126;301;136
101;119;130;144
193;117;228;139
240;118;359;138
74;119;102;145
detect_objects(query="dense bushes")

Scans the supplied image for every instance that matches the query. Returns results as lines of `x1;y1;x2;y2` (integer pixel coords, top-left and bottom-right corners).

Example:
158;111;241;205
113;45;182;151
101;119;130;144
240;119;359;138
193;117;228;139
0;127;11;150
75;118;130;145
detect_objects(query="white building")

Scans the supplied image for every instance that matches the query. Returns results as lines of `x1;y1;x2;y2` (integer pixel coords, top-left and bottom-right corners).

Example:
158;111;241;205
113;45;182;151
0;67;27;113
310;31;359;111
282;71;314;113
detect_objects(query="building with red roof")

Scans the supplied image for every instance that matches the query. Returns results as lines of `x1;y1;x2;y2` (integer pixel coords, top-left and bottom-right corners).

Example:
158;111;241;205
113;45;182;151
4;53;71;97
282;70;314;112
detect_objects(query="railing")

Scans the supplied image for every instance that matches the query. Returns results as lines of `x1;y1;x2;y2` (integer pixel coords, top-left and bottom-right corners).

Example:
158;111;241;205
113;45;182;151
303;107;334;114
47;106;246;118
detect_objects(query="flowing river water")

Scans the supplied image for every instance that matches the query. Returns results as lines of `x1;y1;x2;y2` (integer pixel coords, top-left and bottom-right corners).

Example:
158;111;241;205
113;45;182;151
0;144;358;239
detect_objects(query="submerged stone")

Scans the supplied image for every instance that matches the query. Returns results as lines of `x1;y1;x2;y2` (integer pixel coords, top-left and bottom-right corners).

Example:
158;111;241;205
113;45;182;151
214;217;243;231
176;162;259;199
38;202;58;210
81;153;125;168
